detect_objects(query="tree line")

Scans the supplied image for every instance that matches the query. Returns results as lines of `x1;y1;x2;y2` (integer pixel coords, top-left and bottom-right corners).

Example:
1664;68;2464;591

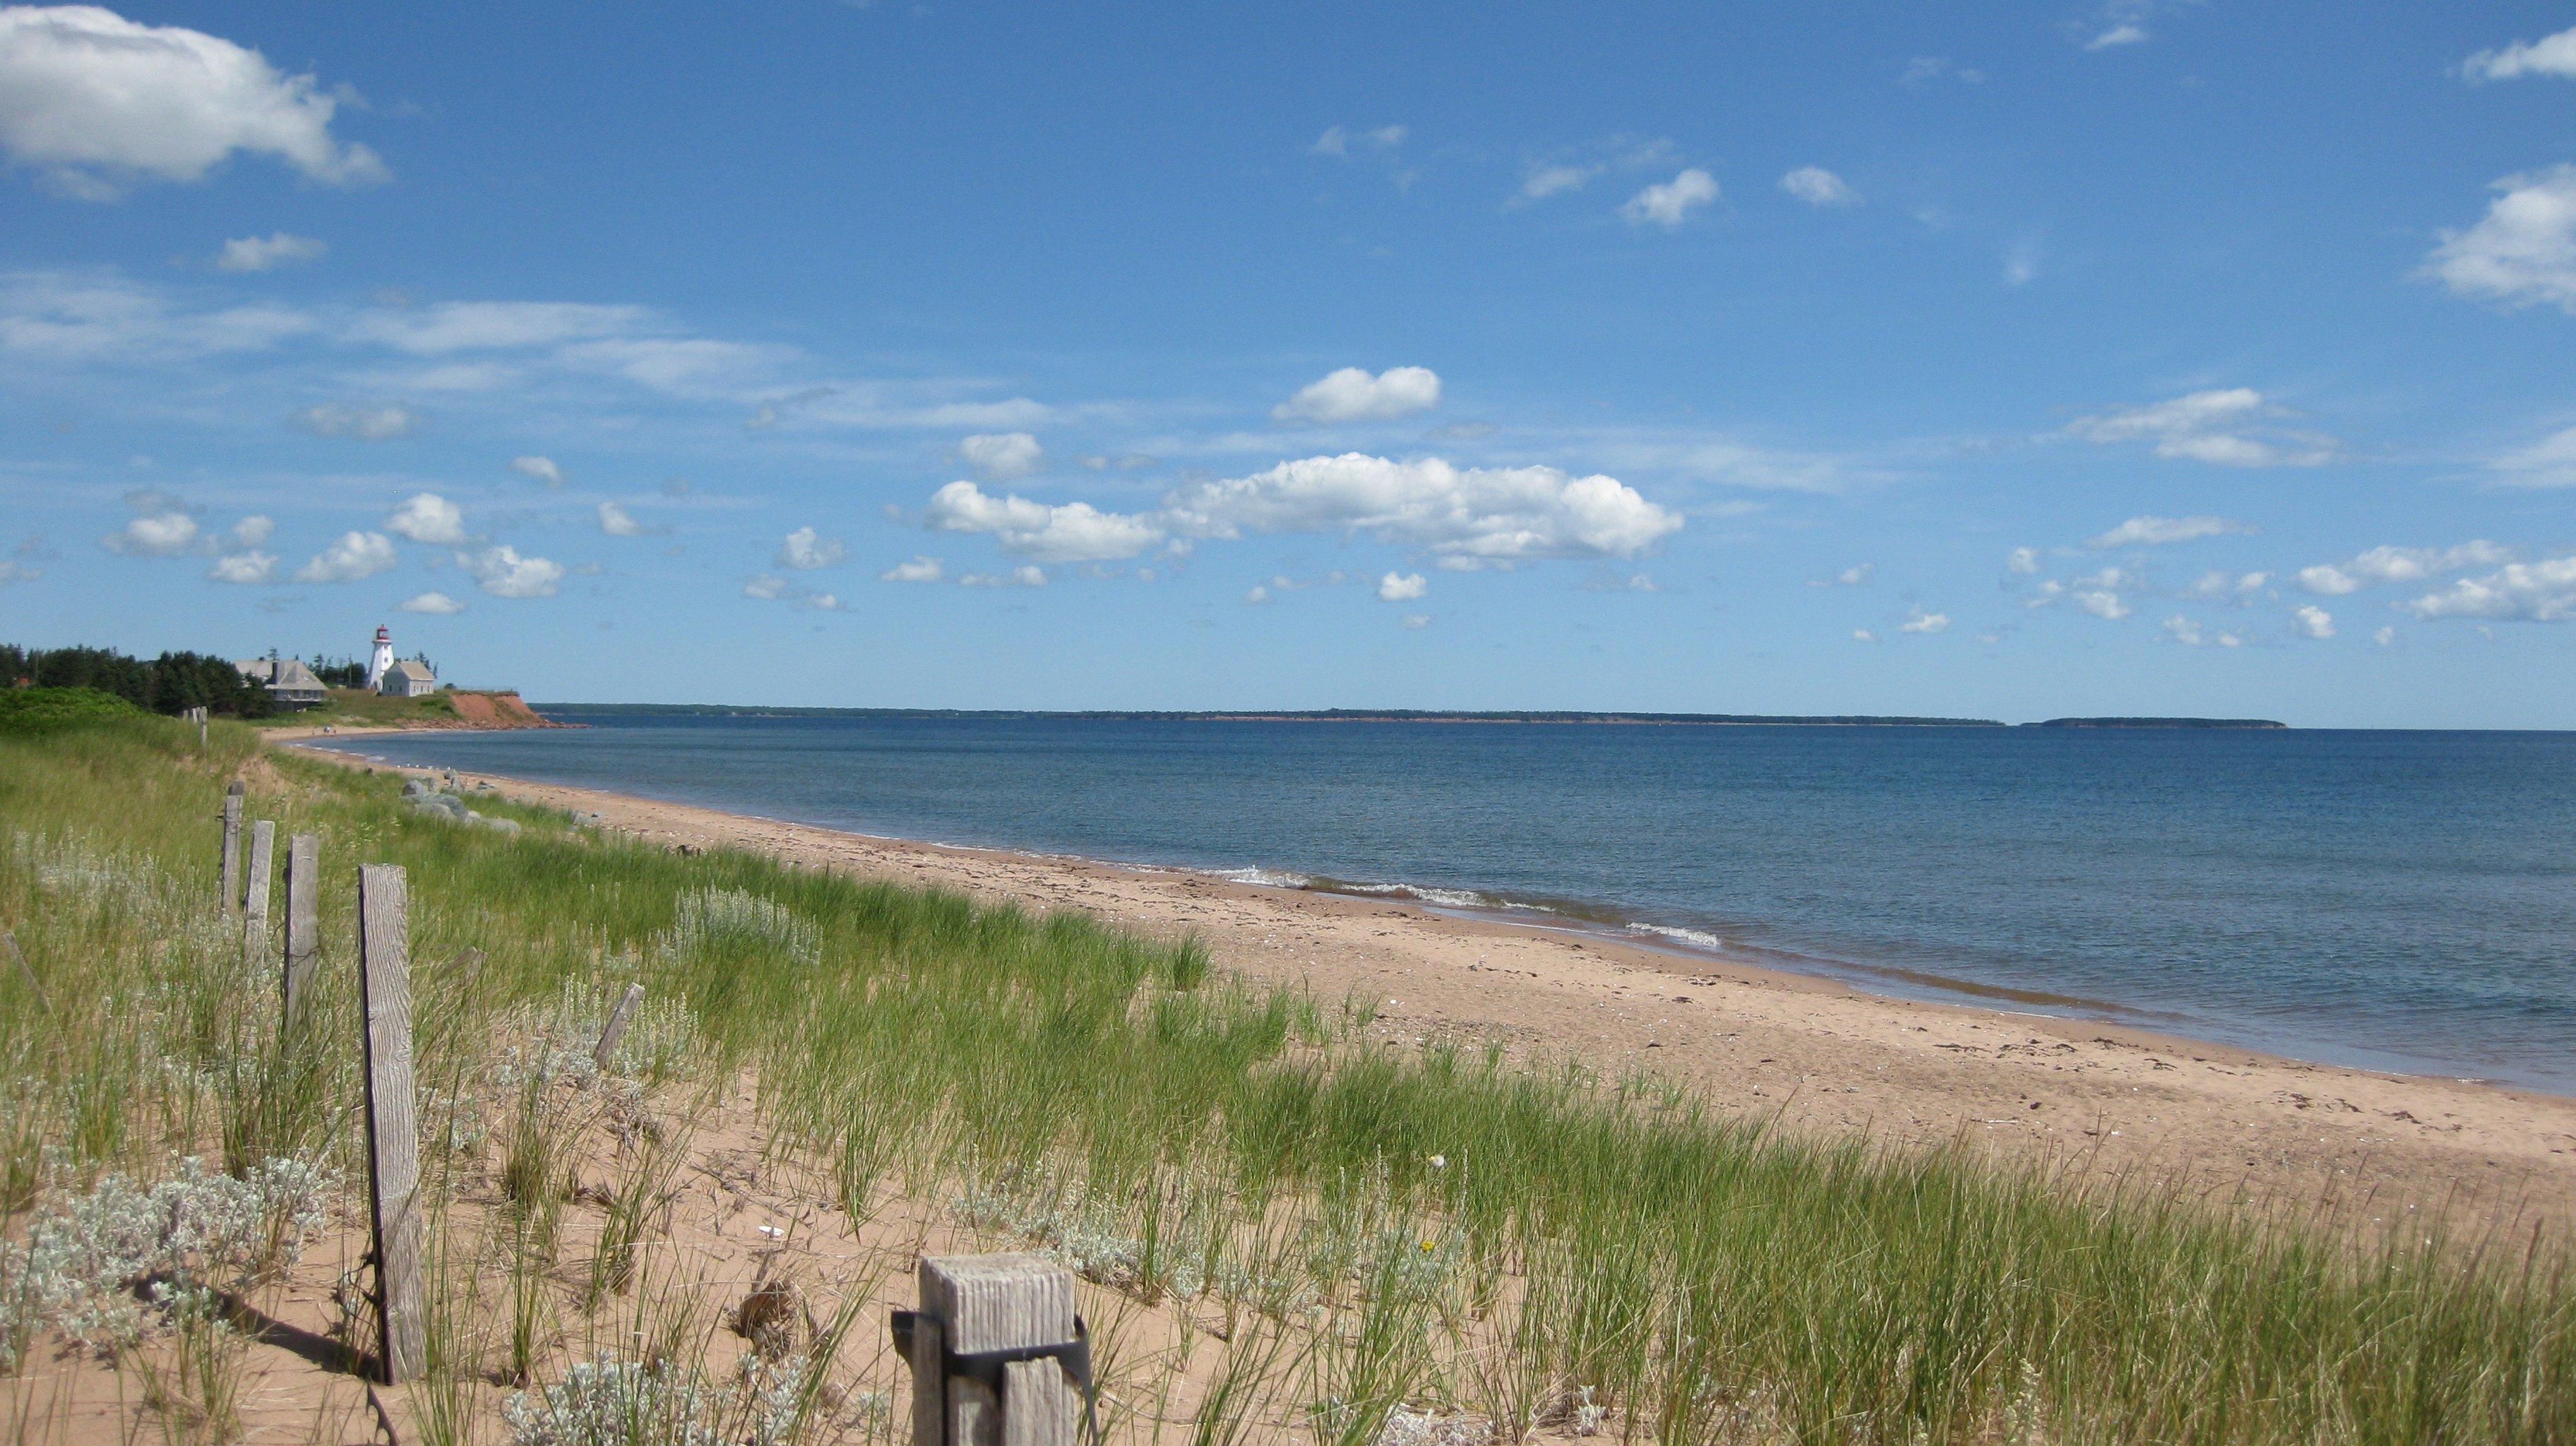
1;645;276;717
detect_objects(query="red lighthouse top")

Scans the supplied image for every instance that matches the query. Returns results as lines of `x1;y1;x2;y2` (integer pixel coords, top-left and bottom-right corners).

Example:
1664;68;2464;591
374;626;391;644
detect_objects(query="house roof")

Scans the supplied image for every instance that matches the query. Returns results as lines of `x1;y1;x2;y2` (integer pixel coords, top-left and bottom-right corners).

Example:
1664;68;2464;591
271;659;324;691
386;659;436;681
234;658;275;682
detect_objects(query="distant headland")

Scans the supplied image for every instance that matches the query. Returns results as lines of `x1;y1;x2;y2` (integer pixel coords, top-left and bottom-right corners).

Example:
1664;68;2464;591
539;705;2286;729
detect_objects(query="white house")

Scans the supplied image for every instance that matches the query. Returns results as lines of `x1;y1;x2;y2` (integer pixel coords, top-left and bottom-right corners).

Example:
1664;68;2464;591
378;659;440;698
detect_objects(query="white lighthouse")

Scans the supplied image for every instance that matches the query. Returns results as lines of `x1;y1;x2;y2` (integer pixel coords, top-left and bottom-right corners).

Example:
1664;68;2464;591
364;624;395;690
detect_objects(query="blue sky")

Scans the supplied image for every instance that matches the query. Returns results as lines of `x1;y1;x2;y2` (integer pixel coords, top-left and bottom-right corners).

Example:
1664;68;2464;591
4;1;2575;724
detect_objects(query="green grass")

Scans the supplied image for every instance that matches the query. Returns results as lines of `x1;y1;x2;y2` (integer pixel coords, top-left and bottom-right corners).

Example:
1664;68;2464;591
0;686;148;733
2;715;2571;1443
247;686;460;729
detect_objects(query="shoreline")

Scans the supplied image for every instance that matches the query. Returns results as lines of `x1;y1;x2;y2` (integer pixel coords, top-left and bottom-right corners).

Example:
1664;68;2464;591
278;735;2576;1235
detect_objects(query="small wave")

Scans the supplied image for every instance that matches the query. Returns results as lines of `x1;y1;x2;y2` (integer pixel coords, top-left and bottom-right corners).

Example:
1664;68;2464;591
1624;921;1728;952
1211;866;1312;889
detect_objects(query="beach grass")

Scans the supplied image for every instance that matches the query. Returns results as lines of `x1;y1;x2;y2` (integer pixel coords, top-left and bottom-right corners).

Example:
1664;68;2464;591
2;714;2571;1443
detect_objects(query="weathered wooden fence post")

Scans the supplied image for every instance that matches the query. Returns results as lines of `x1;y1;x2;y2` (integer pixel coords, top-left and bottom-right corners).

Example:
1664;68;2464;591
220;782;244;914
282;832;320;1027
357;864;427;1384
242;820;275;969
898;1254;1086;1446
592;981;645;1068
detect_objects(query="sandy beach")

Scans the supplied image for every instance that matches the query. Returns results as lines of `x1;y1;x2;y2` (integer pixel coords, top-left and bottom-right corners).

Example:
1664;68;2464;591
282;736;2576;1238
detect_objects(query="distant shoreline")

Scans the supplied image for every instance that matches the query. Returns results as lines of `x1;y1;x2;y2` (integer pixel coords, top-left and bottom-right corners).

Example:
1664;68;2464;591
531;703;2288;729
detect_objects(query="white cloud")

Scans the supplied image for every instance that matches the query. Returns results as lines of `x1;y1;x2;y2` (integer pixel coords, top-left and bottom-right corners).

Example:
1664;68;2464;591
1162;453;1683;566
357;301;646;354
1621;168;1718;228
1521;163;1597;200
959;431;1042;480
1780;166;1858;207
1311;124;1405;157
2075;590;2130;620
1400;614;1430;629
2375;626;2397;647
2400;555;2576;623
382;493;466;546
2462;26;2576;82
960;565;1047;588
2006;546;2042;575
293;402;419;440
102;508;197;556
0;6;385;194
1852;628;1876;642
2296;542;2510;595
2292;604;2336;640
1273;366;1442;424
1810;562;1873;587
214;232;325;273
0;558;39;584
2161;616;2246;648
2424;167;2576;313
2085;23;2147;49
776;526;847;570
0;271;314;359
2186;569;2270;601
205;550;273;584
1242;584;1270;604
926;481;1167;563
597;502;643;537
2068;388;2333;467
2089;515;2255;547
741;574;786;601
1376;571;1427;602
229;515;272;546
558;335;786;394
880;556;943;583
1899;607;1950;634
510;455;564;488
400;590;463;615
460;544;563;599
294;530;395;583
2488;424;2576;487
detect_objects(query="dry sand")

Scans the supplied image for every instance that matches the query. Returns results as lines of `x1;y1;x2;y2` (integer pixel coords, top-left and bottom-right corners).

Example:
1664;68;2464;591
287;741;2576;1239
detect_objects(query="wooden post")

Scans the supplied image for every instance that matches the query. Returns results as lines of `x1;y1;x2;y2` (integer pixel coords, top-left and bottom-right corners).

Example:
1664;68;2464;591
220;782;244;914
907;1255;1081;1446
357;864;427;1384
242;820;275;970
3;931;43;1014
592;982;645;1069
283;833;320;1027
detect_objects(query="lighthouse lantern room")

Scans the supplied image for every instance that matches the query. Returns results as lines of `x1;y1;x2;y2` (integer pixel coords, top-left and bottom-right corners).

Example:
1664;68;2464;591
364;625;395;690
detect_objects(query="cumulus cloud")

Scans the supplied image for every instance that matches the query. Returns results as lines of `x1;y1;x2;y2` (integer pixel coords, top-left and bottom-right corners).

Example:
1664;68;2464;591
1898;607;1950;634
1161;454;1683;566
400;590;463;615
205;550;273;584
214;232;324;273
293;402;418;440
2462;25;2576;82
775;526;847;570
2161;616;2246;648
510;455;564;488
959;431;1042;480
0;6;386;194
294;530;395;583
2088;515;2255;548
926;482;1167;563
384;492;466;546
1852;628;1876;643
2067;388;2333;467
2006;546;2042;575
2292;604;2336;640
2186;569;2270;602
460;544;563;599
2295;542;2510;595
741;574;787;601
102;508;198;556
1311;124;1405;157
2375;626;2397;647
1621;168;1718;228
1780;166;1858;207
1521;163;1597;200
1273;366;1441;424
2488;424;2576;487
1809;562;1873;587
880;556;943;583
357;302;644;355
1376;571;1427;602
2075;590;2130;620
2424;167;2576;313
960;565;1047;588
597;502;643;537
1242;584;1269;604
2399;555;2576;623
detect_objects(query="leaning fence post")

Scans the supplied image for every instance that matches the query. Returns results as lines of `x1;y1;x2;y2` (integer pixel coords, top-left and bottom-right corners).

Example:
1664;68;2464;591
220;782;244;914
242;820;275;970
283;833;320;1027
900;1254;1085;1446
357;864;427;1384
592;981;645;1069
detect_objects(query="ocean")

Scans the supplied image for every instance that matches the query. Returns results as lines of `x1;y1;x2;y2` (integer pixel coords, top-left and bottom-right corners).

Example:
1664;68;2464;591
306;712;2576;1093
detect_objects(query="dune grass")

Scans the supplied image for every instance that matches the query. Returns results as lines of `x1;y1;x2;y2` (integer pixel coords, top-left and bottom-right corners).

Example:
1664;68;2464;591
1;715;2571;1443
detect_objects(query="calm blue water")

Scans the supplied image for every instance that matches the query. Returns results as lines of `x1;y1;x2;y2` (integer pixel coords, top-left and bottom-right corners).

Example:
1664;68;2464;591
309;715;2576;1092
